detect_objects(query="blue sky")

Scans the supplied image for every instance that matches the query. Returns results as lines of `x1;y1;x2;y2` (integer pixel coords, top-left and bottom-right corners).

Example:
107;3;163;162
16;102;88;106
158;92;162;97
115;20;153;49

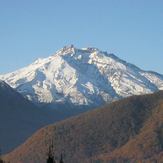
0;0;163;74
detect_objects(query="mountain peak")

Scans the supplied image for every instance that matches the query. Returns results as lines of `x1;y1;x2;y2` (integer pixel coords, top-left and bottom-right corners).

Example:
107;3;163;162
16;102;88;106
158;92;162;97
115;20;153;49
55;44;76;56
0;46;163;107
55;45;101;57
81;47;100;52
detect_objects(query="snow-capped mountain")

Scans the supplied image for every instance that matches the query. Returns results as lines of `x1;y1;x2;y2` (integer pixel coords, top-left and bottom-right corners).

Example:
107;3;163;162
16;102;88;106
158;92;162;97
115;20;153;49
1;45;163;108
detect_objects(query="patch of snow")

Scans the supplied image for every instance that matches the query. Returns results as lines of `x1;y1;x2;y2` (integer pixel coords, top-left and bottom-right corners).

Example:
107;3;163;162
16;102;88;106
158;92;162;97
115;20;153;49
0;46;163;108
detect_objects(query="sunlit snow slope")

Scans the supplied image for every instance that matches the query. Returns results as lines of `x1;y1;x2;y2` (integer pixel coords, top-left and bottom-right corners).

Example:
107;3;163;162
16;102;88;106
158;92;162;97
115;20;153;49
1;45;163;108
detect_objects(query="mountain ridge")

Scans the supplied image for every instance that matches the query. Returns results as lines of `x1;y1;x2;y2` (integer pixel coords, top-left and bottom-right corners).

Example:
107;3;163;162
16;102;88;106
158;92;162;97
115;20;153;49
0;45;163;108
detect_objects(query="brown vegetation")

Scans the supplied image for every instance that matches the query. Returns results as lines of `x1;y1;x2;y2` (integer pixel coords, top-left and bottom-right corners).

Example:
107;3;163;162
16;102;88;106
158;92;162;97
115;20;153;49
4;91;163;163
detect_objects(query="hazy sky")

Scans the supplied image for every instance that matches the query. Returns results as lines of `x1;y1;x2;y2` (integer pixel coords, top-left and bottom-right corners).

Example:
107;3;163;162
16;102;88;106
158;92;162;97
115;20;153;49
0;0;163;74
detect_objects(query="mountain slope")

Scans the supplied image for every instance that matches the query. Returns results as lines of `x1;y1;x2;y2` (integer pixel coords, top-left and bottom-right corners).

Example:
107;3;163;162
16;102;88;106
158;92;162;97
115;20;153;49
0;80;67;153
93;98;163;162
4;91;163;163
0;45;163;108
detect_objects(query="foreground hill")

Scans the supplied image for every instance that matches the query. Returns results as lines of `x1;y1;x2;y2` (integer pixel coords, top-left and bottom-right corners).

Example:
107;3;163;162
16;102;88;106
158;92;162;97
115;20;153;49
4;91;163;163
92;97;163;162
1;45;163;109
0;80;70;153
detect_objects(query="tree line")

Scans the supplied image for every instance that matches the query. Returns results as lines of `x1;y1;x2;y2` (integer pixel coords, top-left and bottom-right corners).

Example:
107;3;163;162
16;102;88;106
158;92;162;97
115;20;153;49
0;145;64;163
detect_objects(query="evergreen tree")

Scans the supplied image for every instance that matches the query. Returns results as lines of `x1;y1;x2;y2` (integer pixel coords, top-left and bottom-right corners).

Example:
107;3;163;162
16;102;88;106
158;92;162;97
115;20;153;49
46;144;56;163
0;149;4;163
59;154;64;163
0;159;4;163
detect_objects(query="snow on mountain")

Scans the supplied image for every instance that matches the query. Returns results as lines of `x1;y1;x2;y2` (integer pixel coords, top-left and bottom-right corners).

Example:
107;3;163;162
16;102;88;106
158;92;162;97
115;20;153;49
0;80;65;153
0;45;163;108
